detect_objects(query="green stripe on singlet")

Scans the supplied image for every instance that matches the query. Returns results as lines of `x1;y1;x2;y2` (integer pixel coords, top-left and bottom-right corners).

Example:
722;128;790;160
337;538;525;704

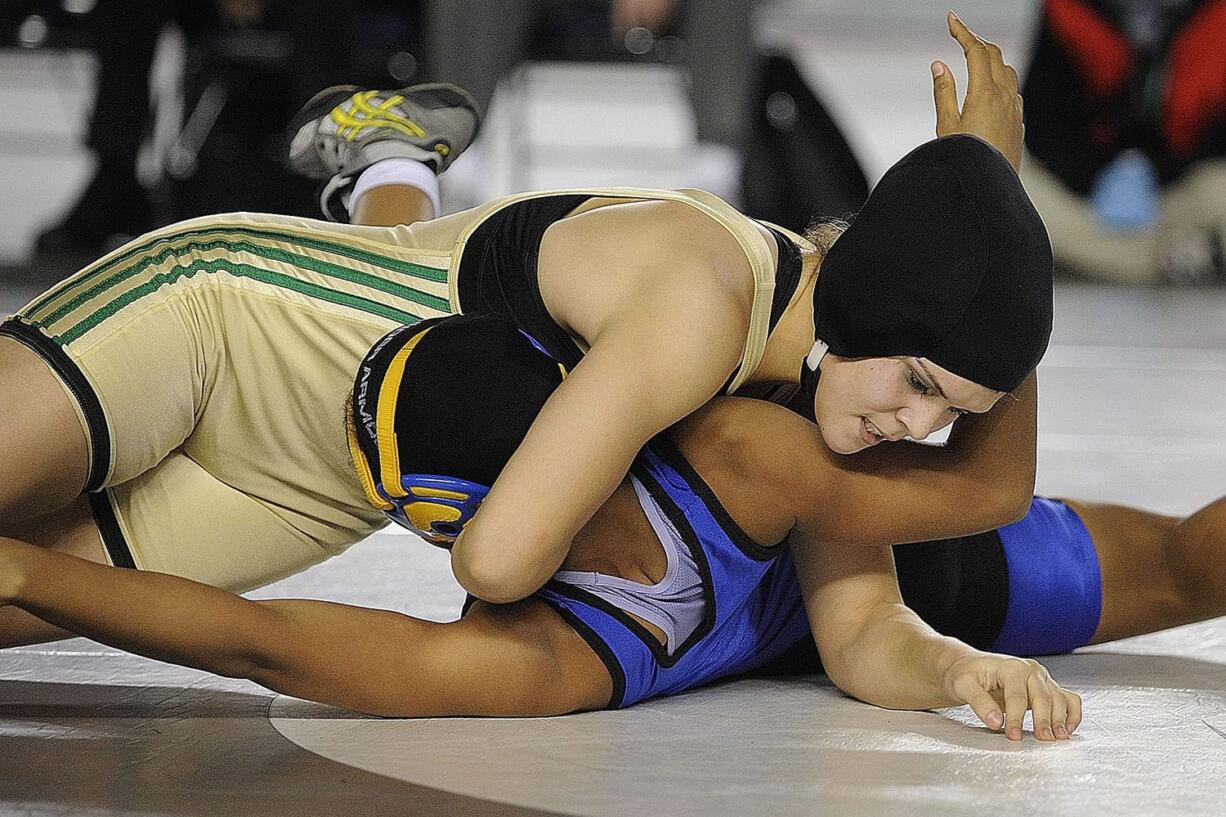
51;258;430;346
25;224;449;321
32;236;450;332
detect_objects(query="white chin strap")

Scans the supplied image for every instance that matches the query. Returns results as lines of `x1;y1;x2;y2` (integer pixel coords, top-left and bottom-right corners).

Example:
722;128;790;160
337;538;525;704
805;338;830;373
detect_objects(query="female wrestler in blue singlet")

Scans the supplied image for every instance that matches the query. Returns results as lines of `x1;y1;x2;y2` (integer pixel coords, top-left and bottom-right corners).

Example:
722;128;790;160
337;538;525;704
4;316;1223;742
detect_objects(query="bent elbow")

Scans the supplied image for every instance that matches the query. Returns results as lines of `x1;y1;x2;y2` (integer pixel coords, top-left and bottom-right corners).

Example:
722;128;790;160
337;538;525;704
995;481;1033;527
1003;494;1032;527
451;550;541;605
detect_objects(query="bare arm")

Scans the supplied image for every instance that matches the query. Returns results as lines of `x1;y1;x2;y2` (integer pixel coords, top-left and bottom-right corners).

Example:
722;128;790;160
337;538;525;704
831;373;1035;542
771;373;1036;548
791;531;1081;741
451;213;745;601
0;538;602;717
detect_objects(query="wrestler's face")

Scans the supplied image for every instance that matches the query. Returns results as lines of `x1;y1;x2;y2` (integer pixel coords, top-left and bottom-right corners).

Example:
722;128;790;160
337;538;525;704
812;354;1004;454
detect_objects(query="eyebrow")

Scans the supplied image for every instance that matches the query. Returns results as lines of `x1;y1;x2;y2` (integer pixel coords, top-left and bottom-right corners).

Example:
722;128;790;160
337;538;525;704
914;359;951;401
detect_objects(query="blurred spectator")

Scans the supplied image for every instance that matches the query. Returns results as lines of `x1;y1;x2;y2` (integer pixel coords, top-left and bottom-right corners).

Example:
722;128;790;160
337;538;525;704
739;53;869;235
31;0;398;267
426;0;755;198
1021;0;1226;284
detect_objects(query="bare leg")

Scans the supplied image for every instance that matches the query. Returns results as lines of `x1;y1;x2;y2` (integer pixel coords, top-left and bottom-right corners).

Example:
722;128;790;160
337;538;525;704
350;184;435;227
0;338;91;525
1066;497;1226;643
0;310;122;647
0;496;106;648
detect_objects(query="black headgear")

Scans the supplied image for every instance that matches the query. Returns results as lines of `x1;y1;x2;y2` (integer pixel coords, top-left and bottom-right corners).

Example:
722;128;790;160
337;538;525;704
805;134;1053;396
348;313;565;512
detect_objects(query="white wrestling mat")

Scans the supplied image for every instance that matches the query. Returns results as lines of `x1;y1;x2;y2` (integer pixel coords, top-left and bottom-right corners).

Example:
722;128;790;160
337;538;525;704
3;2;1224;813
268;633;1226;817
2;540;1223;817
3;282;1225;817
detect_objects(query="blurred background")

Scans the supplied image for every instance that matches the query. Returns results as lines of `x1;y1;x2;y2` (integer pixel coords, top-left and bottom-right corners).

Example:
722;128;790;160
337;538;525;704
2;1;1224;285
0;0;1224;514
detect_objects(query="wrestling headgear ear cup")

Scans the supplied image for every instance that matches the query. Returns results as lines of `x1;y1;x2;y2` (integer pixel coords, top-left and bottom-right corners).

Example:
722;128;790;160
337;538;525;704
348;314;566;544
811;134;1053;394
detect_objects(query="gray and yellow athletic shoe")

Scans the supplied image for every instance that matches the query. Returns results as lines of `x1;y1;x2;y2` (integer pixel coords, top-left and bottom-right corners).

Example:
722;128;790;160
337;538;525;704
285;82;481;180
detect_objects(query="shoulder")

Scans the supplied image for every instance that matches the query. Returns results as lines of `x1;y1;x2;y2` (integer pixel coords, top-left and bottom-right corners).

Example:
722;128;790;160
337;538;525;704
540;205;755;359
544;196;768;290
671;397;831;542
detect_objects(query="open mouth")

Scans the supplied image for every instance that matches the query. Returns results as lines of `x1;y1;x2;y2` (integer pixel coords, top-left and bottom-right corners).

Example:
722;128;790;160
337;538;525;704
860;417;885;446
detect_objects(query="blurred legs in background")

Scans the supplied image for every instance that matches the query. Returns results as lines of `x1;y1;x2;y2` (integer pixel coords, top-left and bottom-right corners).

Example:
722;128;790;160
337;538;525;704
1022;156;1226;285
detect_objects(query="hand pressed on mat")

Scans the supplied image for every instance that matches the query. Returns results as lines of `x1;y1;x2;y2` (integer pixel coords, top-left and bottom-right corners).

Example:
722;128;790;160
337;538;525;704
943;652;1083;741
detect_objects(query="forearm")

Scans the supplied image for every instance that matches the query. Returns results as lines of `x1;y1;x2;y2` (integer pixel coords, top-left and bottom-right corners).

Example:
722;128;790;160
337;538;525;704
2;538;440;712
944;372;1037;502
833;373;1038;537
825;602;979;711
798;539;1080;740
4;538;289;680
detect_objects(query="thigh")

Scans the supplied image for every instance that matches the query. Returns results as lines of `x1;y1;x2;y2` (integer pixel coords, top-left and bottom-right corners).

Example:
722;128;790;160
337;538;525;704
105;452;335;592
1061;499;1182;644
3;220;230;494
0;337;91;525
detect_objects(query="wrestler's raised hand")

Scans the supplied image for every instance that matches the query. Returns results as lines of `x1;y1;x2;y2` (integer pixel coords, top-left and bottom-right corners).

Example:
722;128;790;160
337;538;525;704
931;11;1024;172
943;653;1082;741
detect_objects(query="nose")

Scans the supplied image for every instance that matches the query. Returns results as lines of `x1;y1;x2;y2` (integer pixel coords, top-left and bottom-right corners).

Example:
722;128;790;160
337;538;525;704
896;401;953;441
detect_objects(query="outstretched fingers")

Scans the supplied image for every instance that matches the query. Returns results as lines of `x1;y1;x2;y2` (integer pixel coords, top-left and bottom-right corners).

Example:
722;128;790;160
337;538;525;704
931;60;960;134
947;11;995;89
936;10;1025;169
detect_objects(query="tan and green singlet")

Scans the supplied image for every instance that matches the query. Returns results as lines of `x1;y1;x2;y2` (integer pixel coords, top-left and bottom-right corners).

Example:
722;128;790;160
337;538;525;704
0;187;810;590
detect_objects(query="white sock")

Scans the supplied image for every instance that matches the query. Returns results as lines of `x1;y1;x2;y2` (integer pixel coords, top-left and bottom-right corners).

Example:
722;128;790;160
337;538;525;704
348;158;442;218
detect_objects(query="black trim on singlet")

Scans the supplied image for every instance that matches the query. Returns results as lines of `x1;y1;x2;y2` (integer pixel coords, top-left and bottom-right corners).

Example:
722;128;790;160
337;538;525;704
0;318;111;492
763;225;803;334
540;454;720;671
542;579;669;659
455;196;806;380
627;457;719;666
455;194;592;370
88;490;137;569
893;528;1010;651
544;594;629;709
